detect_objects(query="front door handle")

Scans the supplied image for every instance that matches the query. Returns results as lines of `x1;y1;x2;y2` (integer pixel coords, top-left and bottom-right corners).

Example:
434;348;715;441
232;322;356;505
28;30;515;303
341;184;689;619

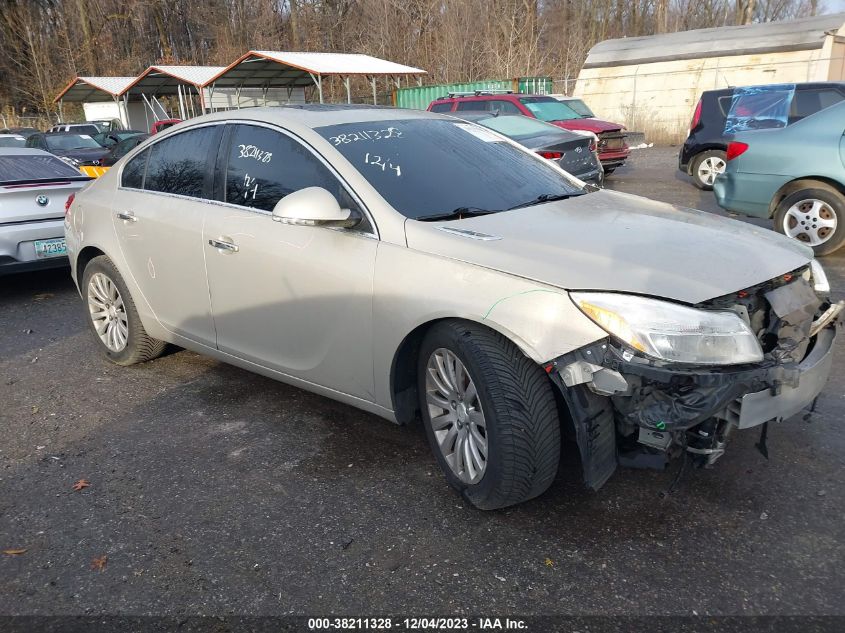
116;211;137;222
208;237;239;253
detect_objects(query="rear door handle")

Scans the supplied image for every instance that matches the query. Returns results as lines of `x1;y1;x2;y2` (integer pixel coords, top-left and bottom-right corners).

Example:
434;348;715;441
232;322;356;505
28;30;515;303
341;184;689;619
208;237;239;253
116;211;137;222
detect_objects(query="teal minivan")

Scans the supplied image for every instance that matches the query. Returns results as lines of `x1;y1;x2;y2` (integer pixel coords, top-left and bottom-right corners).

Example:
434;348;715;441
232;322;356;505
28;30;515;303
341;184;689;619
714;100;845;256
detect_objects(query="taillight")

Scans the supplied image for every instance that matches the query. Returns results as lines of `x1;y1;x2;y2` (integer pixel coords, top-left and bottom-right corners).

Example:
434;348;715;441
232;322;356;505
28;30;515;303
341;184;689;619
538;151;562;160
65;193;75;217
689;99;702;132
726;142;749;161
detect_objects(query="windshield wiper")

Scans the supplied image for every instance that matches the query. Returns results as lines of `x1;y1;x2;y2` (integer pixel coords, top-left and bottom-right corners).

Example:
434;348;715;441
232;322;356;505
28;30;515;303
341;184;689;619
416;207;498;222
506;192;584;211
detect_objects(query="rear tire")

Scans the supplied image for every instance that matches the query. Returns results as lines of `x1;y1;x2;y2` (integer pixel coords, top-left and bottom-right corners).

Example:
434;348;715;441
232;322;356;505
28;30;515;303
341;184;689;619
773;186;845;256
417;321;560;510
82;255;166;365
691;150;726;190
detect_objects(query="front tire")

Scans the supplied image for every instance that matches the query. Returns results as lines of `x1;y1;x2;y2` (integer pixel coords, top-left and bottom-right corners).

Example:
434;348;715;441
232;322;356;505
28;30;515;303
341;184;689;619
82;255;166;365
417;321;560;510
774;186;844;256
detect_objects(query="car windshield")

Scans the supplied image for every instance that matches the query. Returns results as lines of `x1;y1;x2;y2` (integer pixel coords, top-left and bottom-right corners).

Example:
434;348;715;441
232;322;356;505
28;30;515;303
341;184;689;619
46;134;101;150
562;98;595;118
0;154;83;182
520;98;582;122
0;136;26;148
470;115;564;140
315;118;582;220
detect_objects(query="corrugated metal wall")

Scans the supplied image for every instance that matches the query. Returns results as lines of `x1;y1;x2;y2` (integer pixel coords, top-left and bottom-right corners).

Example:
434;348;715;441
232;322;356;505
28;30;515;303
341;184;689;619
393;77;552;109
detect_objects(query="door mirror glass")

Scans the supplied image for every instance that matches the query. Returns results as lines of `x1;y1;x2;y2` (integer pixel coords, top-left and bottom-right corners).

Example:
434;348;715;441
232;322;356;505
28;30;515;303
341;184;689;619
271;187;360;228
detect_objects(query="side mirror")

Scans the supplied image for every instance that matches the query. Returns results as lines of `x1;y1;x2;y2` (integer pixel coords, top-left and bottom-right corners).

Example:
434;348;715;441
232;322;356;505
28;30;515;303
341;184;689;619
271;187;360;228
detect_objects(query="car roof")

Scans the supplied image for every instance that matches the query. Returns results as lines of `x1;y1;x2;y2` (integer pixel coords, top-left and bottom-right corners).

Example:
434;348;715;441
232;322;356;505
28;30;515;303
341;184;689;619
701;81;845;97
44;131;94;136
167;104;442;131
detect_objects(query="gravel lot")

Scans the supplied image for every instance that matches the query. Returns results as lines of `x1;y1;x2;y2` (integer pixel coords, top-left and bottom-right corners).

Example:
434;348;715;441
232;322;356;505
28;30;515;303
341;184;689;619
1;146;843;619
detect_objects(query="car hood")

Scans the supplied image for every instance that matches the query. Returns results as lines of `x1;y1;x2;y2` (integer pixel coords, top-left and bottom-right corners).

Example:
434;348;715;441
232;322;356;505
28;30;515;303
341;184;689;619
52;147;110;160
403;190;812;304
552;118;622;134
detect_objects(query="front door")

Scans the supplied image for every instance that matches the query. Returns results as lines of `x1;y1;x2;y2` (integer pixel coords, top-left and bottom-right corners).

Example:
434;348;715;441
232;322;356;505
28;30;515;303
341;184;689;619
112;124;222;345
203;123;378;401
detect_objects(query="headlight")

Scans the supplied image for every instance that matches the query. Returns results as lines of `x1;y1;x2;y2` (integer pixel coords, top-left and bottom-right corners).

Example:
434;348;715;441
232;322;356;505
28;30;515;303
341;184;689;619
571;292;764;365
810;259;830;294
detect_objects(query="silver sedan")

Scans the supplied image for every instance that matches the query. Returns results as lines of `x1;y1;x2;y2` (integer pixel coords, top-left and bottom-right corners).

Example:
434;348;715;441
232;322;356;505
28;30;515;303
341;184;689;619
65;106;841;509
1;148;90;275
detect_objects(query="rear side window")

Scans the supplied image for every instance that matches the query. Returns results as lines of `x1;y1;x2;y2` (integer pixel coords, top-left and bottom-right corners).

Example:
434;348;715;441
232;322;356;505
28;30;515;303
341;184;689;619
121;148;148;189
144;126;220;198
0;154;83;183
224;124;348;213
456;101;488;112
429;102;453;113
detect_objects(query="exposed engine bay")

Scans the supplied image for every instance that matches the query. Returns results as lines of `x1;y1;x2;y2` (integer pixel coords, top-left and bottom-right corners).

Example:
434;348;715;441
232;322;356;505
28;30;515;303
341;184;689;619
549;266;843;490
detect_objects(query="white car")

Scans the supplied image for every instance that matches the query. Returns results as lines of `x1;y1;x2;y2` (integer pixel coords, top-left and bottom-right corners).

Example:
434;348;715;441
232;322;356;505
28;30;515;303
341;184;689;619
65;106;841;509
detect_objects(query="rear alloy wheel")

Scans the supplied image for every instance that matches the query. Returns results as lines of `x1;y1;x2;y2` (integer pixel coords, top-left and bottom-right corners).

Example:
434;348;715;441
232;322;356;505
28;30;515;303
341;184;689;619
774;187;845;256
691;150;726;190
418;321;561;510
82;255;166;365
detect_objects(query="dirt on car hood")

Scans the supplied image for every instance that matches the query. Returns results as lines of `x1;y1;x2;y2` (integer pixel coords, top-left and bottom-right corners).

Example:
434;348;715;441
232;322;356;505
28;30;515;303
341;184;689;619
404;189;812;305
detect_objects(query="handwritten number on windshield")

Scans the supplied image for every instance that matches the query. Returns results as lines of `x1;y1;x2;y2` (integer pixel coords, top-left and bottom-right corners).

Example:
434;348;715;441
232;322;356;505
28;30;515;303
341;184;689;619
329;127;402;146
364;153;401;177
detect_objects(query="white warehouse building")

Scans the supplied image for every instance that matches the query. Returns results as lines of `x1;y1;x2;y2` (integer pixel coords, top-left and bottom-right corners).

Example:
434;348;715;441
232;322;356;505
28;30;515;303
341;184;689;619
574;13;845;143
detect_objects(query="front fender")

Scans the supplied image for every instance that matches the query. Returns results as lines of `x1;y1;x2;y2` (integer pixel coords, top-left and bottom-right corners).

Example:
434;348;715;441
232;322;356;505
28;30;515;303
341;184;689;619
373;242;607;411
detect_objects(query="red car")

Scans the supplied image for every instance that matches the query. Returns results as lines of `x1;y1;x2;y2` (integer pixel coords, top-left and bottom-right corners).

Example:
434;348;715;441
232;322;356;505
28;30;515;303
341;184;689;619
428;93;629;172
150;119;182;134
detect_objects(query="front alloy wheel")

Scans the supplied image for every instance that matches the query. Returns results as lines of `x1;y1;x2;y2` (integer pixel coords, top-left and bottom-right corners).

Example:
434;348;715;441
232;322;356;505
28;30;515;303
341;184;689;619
425;348;488;484
417;321;561;510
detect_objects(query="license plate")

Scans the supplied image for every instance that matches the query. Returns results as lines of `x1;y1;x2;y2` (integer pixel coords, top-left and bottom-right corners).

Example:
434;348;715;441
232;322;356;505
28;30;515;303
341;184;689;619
34;238;67;259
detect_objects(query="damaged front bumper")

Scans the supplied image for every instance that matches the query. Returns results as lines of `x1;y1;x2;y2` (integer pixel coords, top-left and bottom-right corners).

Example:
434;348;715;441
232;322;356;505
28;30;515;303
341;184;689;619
735;325;836;429
548;290;842;491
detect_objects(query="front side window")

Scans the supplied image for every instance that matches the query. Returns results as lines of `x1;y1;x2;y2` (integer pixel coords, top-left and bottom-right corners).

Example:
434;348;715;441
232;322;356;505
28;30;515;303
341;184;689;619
520;97;581;122
144;126;219;198
224;124;354;214
489;100;522;114
791;88;844;119
429;102;453;113
316;118;582;220
562;99;595;118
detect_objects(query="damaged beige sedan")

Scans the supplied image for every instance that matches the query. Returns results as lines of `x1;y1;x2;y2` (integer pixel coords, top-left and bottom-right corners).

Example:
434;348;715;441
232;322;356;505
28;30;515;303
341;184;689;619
65;106;842;510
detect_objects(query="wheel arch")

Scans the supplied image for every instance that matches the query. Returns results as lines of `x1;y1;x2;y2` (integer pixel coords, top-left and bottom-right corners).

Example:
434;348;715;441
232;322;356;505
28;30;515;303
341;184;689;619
389;316;564;426
75;245;106;292
687;145;727;174
768;177;845;217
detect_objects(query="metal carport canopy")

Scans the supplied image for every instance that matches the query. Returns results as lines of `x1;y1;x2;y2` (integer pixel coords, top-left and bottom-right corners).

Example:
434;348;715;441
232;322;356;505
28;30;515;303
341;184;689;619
206;51;427;104
120;65;226;121
53;76;137;103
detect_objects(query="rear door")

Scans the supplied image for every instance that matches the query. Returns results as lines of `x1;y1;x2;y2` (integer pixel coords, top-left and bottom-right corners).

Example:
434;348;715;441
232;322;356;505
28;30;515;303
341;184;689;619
112;124;222;345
